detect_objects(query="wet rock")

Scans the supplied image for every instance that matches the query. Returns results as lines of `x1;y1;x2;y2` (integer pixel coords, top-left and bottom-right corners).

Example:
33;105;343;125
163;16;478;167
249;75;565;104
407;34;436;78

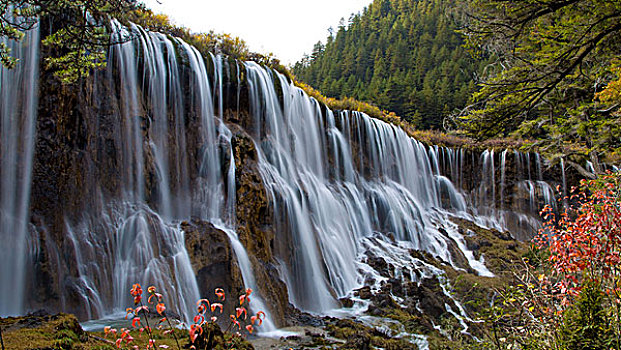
445;237;474;273
452;217;527;276
388;278;403;296
285;308;325;328
367;303;382;316
355;286;373;300
182;219;244;317
366;256;391;277
340;331;371;350
438;227;450;238
339;297;354;308
194;321;254;350
405;277;452;319
372;289;399;309
494;230;514;241
466;238;480;251
234;133;273;261
404;281;418;297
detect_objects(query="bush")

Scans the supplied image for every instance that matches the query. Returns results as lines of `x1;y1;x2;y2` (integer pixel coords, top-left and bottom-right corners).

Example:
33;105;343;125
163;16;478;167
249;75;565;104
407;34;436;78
558;280;616;350
471;173;621;350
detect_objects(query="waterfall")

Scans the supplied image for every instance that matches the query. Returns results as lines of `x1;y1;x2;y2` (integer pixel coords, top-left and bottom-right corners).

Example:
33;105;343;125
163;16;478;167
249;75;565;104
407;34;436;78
3;19;564;331
65;23;281;330
0;19;39;316
214;223;277;332
62;23;214;322
245;62;495;312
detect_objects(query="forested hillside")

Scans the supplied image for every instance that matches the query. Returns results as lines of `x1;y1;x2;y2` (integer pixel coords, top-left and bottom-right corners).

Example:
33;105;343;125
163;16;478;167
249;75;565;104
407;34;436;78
292;0;484;129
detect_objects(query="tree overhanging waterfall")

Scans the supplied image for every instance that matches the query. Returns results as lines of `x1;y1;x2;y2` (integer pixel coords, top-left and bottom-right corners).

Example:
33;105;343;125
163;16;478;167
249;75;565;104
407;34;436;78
1;22;562;329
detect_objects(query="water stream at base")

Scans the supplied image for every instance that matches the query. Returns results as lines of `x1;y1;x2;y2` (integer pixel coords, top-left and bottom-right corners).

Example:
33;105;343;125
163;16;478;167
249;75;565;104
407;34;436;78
214;222;278;333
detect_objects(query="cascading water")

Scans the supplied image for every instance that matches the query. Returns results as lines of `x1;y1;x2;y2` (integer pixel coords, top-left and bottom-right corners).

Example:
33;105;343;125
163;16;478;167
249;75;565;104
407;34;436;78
0;19;39;316
63;23;209;322
4;18;566;341
214;223;278;332
434;147;560;240
66;23;279;330
245;62;495;313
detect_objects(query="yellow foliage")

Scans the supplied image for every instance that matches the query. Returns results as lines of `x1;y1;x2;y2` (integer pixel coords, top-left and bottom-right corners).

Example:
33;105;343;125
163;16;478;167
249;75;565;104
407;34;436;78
596;61;621;105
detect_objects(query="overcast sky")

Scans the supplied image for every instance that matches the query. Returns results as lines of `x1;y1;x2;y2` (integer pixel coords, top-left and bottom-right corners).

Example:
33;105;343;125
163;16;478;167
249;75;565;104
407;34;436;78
141;0;372;65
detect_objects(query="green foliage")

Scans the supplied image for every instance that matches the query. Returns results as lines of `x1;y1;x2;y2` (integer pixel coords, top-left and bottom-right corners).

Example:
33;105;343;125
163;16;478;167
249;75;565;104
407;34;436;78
0;1;37;68
293;0;485;130
1;0;137;83
558;280;616;350
0;313;100;350
456;0;621;165
293;79;401;124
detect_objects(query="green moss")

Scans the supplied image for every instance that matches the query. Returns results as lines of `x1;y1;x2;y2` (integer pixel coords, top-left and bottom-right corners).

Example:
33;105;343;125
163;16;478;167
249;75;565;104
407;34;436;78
326;319;418;350
0;313;106;350
0;313;206;350
451;218;527;277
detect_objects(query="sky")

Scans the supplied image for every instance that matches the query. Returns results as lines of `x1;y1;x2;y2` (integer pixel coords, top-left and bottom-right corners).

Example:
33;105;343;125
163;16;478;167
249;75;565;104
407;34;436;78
141;0;372;65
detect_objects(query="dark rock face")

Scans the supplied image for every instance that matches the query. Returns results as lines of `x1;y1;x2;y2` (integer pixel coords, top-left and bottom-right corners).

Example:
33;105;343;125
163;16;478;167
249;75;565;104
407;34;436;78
28;69;90;314
182;220;244;309
412;277;452;319
233;129;273;263
439;227;474;272
355;286;372;300
236;131;293;327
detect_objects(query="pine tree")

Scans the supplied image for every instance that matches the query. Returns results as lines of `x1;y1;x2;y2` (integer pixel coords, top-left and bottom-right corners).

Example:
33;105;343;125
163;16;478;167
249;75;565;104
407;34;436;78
293;0;485;130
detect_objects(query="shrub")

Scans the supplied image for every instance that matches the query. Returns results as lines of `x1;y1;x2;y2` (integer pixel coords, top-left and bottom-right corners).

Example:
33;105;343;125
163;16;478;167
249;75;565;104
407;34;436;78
103;284;262;350
471;173;621;350
558;280;615;350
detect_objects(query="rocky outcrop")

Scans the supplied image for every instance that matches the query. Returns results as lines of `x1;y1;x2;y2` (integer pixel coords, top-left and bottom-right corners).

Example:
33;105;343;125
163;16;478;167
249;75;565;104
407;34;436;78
231;127;291;327
182;220;244;311
0;312;88;350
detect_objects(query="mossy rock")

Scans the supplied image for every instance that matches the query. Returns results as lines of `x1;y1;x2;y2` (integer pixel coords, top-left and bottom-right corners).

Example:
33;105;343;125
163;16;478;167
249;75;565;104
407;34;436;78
0;312;99;350
450;217;527;277
325;318;418;350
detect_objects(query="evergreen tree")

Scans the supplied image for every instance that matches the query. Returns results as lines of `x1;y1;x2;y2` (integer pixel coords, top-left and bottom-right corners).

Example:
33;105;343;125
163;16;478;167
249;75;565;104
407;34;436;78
293;0;484;129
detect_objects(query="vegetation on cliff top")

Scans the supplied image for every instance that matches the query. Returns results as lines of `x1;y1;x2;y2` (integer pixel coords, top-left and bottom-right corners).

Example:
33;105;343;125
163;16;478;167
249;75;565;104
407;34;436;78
293;0;486;130
128;6;411;128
